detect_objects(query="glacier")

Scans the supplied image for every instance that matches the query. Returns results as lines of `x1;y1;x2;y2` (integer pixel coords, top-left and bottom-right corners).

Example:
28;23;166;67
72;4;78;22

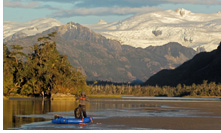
86;8;221;51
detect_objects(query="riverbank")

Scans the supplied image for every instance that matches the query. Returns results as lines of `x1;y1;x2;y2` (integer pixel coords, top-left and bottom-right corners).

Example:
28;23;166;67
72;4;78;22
3;93;76;100
3;94;221;100
4;93;220;101
3;95;35;99
51;93;76;100
88;95;127;98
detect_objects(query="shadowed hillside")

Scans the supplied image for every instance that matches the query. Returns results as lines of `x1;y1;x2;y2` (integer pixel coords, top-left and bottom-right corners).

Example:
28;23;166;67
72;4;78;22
144;43;221;86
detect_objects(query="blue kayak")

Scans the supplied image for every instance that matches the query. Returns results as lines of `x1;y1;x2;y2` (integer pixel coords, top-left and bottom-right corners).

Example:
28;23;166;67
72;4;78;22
52;116;93;124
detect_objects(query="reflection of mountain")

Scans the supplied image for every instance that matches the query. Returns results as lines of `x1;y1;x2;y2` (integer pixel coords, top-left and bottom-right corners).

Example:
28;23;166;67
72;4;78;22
144;44;221;86
88;8;221;51
5;22;196;82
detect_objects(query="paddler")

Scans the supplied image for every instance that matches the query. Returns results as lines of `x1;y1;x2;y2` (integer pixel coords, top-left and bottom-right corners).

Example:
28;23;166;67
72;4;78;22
76;91;89;118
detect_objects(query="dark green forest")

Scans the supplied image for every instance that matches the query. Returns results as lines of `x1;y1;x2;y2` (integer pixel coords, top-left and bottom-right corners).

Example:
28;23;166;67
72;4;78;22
3;32;89;98
90;81;221;97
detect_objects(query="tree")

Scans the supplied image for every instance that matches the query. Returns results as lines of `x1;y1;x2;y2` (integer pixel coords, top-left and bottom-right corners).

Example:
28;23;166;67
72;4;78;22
3;44;26;95
24;32;89;98
3;44;14;95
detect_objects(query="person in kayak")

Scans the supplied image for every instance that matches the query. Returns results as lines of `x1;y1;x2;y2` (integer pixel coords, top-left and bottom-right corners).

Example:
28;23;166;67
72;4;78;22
75;91;89;118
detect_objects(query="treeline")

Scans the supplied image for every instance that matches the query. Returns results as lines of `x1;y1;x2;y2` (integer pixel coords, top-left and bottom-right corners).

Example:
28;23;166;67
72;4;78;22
3;32;89;98
90;80;221;97
87;79;143;86
87;80;131;86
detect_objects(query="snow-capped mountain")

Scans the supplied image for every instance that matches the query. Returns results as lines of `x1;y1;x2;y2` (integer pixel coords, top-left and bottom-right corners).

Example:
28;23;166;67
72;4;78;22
5;22;196;82
97;19;108;24
3;18;63;40
87;8;221;51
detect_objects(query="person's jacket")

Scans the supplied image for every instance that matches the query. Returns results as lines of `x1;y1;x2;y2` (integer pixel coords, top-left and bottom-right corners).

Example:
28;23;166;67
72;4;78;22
76;95;89;105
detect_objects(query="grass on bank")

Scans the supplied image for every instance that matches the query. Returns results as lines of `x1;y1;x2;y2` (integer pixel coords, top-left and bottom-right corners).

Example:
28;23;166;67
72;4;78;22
88;95;133;98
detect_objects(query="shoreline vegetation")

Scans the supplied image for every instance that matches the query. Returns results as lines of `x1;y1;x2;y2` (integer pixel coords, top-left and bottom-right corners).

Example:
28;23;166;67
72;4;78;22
3;93;221;100
89;80;221;98
3;94;123;100
3;95;221;100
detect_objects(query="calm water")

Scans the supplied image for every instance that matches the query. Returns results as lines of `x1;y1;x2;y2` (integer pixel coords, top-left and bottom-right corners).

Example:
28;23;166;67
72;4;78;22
3;97;221;130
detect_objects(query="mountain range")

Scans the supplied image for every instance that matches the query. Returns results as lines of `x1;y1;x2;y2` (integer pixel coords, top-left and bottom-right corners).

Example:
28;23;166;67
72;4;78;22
4;9;221;52
4;8;221;52
87;8;221;51
144;43;221;86
4;22;197;82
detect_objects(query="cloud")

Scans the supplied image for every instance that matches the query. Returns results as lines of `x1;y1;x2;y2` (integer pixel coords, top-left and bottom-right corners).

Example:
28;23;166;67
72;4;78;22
163;0;221;5
5;0;221;18
36;4;60;10
51;6;162;18
45;0;221;18
33;0;221;7
4;0;41;8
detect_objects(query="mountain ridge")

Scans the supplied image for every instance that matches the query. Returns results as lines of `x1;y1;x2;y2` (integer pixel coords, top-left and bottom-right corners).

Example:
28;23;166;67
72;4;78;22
5;22;197;82
144;43;221;86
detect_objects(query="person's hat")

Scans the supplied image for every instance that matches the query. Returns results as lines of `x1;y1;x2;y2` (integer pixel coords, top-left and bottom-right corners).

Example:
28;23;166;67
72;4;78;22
81;91;85;95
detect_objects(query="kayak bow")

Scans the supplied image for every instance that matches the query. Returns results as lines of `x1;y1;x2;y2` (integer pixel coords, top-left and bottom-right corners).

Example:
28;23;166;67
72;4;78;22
52;116;93;124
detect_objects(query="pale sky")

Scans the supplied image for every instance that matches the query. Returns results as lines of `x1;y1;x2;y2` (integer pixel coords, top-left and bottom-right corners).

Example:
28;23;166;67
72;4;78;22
3;0;221;24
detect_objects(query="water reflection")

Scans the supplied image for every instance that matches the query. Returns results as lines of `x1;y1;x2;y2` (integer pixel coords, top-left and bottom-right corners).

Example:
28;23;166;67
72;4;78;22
3;97;221;130
3;98;79;130
3;98;166;129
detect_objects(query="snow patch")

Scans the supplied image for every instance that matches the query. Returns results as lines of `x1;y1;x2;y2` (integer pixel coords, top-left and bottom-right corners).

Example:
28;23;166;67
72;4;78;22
3;18;63;39
97;19;108;24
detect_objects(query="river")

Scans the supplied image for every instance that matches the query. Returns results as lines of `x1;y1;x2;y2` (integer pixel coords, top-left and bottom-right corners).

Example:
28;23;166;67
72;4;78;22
3;97;221;130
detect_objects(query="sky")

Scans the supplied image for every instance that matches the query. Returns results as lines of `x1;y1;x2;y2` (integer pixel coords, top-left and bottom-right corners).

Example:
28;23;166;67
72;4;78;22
3;0;221;24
